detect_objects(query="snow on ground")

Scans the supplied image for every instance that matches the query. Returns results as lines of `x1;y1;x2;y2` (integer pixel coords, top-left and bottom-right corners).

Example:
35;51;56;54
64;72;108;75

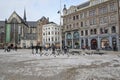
0;49;120;80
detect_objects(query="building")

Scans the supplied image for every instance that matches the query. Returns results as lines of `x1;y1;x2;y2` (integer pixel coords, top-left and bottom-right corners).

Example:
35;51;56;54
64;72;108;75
62;0;120;51
0;21;5;48
42;22;60;48
36;16;49;46
1;11;37;48
0;10;52;48
20;21;37;48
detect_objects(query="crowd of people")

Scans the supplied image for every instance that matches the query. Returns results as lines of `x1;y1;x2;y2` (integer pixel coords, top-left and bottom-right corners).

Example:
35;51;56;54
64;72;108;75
31;44;69;55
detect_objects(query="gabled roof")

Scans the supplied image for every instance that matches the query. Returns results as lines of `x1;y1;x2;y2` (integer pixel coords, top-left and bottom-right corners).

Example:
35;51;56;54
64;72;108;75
8;11;28;26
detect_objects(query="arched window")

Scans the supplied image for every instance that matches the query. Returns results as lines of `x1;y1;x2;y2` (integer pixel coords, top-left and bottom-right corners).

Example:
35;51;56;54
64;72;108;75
94;29;97;34
73;32;79;39
81;31;84;36
91;29;93;34
66;33;72;39
100;28;103;34
111;26;116;33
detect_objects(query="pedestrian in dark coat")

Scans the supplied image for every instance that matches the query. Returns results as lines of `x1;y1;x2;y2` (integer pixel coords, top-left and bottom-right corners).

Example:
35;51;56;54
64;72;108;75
14;45;17;51
35;45;39;54
39;46;42;54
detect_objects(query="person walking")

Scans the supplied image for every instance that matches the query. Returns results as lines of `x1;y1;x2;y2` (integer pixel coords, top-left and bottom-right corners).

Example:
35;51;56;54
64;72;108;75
35;45;39;54
52;44;56;56
31;45;34;54
14;45;17;51
39;46;42;54
4;45;8;52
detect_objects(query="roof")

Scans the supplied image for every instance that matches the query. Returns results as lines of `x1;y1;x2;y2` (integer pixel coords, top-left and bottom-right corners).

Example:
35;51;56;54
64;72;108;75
13;11;28;26
77;1;90;9
27;21;37;28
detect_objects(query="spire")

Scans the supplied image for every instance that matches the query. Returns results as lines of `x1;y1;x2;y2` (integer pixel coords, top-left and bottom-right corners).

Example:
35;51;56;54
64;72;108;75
23;8;26;21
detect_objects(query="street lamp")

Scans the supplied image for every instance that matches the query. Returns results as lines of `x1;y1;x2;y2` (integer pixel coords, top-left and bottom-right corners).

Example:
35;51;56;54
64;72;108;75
59;0;62;51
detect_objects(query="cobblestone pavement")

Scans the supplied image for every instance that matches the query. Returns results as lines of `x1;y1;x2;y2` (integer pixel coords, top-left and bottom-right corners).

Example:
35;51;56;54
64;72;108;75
0;49;120;80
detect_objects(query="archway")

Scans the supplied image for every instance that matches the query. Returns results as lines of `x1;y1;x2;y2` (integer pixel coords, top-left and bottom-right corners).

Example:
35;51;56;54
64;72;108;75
67;41;72;48
101;38;109;49
74;41;79;49
91;39;97;50
73;31;79;48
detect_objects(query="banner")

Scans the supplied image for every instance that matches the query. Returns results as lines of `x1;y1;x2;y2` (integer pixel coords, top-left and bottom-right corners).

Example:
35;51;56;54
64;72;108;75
6;24;11;43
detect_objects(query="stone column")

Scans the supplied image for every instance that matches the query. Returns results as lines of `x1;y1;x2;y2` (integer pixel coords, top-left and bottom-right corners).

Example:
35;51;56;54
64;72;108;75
109;35;112;47
97;36;100;49
65;32;67;46
117;35;120;51
88;37;91;49
71;32;74;49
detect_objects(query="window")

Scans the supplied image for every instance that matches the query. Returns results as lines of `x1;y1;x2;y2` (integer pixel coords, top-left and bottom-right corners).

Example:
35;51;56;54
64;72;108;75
80;13;84;19
81;22;83;27
76;23;79;27
73;16;75;20
85;30;88;36
69;24;72;29
48;32;50;35
85;20;88;27
84;11;87;18
73;23;75;28
55;37;57;41
111;26;116;33
100;28;103;34
110;2;116;11
81;31;84;36
73;32;79;39
110;15;116;23
94;29;97;34
76;15;79;20
89;9;96;16
90;18;96;25
43;33;45;35
52;31;54;35
99;6;108;14
103;16;108;23
52;37;54;41
104;28;108;34
91;29;93;35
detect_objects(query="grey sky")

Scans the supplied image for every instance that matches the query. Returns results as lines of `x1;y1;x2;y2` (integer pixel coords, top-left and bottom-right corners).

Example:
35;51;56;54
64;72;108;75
0;0;88;24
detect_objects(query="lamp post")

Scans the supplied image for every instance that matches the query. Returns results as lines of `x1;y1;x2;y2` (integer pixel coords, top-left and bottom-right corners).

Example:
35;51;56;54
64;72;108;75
59;0;62;51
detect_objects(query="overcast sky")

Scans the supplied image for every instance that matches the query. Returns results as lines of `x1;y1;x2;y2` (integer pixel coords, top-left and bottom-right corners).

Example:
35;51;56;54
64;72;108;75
0;0;88;24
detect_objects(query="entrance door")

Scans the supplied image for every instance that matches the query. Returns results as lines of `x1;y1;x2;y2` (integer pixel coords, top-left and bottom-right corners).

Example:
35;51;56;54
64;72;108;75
91;39;97;50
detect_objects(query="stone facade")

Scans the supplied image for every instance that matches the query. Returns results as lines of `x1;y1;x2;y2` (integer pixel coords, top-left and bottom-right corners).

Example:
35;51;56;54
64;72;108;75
2;11;37;48
62;0;120;51
42;22;60;48
36;17;49;46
